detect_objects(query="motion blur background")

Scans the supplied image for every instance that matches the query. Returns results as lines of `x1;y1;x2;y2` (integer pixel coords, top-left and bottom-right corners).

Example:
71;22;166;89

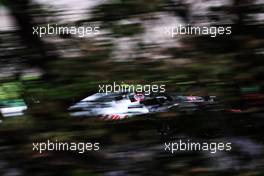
0;0;264;175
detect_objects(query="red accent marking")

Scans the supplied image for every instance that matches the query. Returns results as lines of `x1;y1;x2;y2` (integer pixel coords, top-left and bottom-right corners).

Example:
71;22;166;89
227;109;242;113
134;93;145;101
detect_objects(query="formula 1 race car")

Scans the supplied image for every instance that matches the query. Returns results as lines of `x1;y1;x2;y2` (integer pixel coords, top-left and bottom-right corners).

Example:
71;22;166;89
68;92;219;120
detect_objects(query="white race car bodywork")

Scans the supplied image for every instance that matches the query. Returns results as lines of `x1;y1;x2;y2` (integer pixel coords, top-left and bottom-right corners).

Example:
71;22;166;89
69;93;149;119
